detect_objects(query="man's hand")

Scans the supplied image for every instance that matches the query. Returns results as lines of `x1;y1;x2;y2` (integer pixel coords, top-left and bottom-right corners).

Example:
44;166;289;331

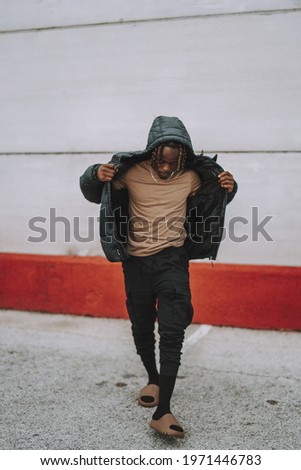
96;163;118;182
218;171;235;193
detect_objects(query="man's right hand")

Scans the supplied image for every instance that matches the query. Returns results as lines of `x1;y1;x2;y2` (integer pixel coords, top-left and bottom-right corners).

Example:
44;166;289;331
96;164;118;182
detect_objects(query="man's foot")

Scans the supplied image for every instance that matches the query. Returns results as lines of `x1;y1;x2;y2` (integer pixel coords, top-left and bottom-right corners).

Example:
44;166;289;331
149;413;185;438
137;384;159;408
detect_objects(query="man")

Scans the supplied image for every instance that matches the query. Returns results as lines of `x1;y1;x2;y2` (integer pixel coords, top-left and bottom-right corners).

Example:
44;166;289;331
80;115;237;438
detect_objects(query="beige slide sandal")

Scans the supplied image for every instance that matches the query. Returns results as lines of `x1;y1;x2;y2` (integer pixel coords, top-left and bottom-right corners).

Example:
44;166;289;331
137;384;159;408
149;413;185;438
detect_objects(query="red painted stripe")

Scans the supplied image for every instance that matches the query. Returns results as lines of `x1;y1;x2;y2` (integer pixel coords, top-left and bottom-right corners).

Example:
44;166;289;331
0;253;300;330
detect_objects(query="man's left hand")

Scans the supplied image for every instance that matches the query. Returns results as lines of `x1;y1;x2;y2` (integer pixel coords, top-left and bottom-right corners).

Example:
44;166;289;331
218;171;235;193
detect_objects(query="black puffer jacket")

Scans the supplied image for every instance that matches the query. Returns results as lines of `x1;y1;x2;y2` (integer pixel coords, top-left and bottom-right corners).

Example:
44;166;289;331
80;116;238;262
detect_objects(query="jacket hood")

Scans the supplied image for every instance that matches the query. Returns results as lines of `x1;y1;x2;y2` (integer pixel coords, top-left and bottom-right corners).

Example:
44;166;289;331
146;116;194;155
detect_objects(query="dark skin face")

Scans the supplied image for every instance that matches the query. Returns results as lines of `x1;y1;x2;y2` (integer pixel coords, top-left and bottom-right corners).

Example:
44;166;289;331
151;145;235;191
152;146;180;179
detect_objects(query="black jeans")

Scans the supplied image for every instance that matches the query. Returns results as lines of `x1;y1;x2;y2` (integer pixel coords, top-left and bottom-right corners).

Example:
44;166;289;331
122;246;193;377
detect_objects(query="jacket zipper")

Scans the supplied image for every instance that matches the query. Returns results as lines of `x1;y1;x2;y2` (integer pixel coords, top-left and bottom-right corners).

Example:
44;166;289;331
106;180;128;261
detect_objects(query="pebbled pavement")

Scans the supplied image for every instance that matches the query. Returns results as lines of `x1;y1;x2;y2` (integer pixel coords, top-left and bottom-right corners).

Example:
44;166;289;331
0;310;300;450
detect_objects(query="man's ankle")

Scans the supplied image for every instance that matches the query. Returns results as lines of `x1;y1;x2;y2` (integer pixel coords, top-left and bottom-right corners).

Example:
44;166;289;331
152;407;171;421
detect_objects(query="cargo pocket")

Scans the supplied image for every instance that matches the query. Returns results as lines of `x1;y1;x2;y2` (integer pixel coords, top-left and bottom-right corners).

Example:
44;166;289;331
125;289;136;324
173;287;194;329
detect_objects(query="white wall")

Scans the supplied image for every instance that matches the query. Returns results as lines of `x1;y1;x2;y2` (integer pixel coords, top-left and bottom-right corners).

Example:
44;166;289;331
1;1;300;31
0;1;300;265
1;10;301;152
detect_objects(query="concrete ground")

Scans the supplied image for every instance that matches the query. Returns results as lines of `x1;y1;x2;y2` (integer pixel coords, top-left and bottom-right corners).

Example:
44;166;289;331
0;310;300;450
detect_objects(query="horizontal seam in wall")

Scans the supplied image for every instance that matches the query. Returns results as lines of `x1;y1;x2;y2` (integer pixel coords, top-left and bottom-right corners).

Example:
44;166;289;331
0;8;300;35
0;151;300;156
